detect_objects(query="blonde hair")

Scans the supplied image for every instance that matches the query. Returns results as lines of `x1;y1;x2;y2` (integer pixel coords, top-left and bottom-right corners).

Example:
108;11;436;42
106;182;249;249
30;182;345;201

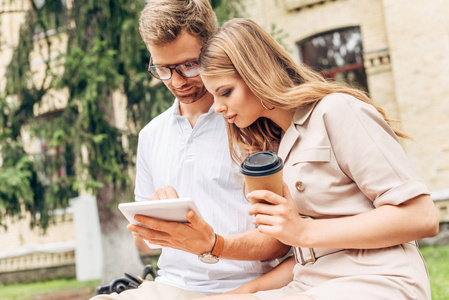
199;18;408;164
139;0;217;47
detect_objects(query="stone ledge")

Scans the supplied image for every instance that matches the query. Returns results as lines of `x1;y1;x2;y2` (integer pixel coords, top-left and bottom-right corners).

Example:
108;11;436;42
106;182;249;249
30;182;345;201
0;250;75;273
0;264;76;285
282;0;338;12
364;48;391;69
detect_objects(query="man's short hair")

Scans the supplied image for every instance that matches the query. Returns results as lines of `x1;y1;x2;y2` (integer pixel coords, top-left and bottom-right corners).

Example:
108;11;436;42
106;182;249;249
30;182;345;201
139;0;218;47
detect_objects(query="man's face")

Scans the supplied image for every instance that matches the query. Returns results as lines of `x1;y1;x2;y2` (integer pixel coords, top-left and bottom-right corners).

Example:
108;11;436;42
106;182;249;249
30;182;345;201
148;31;208;105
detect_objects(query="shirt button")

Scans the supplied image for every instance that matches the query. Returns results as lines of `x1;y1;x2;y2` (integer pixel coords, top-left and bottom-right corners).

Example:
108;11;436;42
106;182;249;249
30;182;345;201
295;181;305;192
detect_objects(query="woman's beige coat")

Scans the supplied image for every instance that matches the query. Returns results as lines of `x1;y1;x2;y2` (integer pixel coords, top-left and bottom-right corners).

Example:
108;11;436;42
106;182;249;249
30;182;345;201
254;93;431;300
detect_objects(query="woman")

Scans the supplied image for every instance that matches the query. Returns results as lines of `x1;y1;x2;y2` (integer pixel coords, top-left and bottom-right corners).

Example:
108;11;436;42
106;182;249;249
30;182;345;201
196;18;439;300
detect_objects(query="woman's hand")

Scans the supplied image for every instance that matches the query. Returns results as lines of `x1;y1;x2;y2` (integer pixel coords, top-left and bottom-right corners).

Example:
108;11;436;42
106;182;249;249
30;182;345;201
248;182;310;247
251;187;438;249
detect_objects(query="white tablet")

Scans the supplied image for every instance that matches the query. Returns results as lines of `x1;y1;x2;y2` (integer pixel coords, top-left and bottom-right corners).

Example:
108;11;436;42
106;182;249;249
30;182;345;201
118;198;202;249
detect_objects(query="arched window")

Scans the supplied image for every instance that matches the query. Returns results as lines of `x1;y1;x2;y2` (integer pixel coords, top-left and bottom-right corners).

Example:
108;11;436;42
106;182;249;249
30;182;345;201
298;27;369;93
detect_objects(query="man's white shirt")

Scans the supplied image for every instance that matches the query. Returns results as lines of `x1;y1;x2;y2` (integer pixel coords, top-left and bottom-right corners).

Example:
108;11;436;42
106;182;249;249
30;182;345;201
134;99;277;294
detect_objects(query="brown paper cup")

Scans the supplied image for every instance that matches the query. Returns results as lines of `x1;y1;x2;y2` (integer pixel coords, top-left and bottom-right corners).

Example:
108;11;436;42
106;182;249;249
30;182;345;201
240;151;284;205
243;170;283;204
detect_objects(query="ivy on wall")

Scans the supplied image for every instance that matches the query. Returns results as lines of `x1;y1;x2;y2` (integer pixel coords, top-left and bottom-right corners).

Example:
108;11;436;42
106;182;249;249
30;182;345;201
0;0;243;231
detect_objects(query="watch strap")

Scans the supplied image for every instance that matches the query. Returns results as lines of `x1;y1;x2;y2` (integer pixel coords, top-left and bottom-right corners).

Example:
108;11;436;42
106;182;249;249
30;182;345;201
210;234;224;258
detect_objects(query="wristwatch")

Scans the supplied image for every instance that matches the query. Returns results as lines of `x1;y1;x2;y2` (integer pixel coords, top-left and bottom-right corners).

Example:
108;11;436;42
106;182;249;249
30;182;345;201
198;234;224;264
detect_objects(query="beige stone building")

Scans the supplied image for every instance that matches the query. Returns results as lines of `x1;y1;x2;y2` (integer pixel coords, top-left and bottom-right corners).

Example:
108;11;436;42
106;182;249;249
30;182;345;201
245;0;449;221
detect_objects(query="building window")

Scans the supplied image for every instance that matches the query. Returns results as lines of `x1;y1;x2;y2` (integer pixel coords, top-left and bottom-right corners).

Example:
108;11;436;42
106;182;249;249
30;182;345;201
298;27;369;93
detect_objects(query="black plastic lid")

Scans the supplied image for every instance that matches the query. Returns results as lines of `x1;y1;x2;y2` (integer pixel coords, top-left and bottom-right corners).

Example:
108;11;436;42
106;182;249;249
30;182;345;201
240;151;284;177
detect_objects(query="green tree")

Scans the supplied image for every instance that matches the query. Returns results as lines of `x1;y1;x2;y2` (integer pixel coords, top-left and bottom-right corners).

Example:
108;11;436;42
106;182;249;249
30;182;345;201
0;0;244;283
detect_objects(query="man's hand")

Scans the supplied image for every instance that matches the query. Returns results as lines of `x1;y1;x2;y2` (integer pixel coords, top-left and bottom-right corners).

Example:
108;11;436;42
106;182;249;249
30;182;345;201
129;210;215;254
149;185;179;200
130;185;290;260
129;185;216;255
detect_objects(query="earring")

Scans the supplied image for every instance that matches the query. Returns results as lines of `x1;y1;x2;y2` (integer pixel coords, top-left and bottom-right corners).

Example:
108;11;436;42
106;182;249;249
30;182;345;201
261;100;275;110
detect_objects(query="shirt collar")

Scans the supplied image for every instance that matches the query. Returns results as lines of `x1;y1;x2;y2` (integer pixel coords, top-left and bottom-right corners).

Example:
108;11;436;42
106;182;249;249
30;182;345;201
292;102;318;126
278;102;318;161
172;98;181;116
172;98;216;117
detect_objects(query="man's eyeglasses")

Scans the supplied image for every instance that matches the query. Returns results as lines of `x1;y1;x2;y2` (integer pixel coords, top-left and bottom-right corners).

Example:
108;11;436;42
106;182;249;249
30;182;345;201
148;57;200;80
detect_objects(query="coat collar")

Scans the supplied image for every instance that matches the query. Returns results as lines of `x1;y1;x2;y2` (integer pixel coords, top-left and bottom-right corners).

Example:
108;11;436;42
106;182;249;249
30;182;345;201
278;102;317;162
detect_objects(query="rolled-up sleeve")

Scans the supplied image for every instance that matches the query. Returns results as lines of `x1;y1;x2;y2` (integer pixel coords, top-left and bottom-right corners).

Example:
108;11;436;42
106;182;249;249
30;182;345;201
321;93;429;207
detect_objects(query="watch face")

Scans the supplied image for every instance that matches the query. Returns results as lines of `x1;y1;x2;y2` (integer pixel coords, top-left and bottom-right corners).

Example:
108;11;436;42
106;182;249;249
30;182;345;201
199;253;219;264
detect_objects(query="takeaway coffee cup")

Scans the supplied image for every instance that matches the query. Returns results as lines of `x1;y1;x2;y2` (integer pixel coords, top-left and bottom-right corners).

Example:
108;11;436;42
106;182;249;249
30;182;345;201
240;151;284;204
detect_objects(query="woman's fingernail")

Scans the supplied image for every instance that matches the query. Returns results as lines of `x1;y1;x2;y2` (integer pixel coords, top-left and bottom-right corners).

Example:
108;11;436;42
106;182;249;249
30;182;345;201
246;193;251;199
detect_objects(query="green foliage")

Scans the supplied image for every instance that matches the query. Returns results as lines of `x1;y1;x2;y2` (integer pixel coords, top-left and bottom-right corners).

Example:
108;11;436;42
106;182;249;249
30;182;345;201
0;155;34;226
5;22;33;97
0;0;244;231
421;245;449;299
0;278;99;300
211;0;246;25
270;23;292;53
0;0;147;230
0;140;50;230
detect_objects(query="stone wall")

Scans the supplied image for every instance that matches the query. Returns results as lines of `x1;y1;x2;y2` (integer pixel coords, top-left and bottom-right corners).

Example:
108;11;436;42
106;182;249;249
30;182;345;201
0;213;75;253
0;251;76;284
381;0;449;189
245;0;449;194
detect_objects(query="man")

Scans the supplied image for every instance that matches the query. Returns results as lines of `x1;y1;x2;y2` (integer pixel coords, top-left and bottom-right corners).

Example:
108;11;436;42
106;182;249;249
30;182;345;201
93;1;290;299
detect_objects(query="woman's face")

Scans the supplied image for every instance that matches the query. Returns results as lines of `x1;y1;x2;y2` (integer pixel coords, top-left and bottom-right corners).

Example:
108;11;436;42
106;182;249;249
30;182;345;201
201;74;265;128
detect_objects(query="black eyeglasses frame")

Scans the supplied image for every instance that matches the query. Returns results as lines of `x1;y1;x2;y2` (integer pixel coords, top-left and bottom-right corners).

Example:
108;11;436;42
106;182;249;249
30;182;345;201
148;57;201;80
